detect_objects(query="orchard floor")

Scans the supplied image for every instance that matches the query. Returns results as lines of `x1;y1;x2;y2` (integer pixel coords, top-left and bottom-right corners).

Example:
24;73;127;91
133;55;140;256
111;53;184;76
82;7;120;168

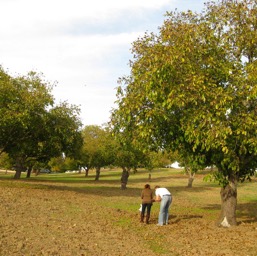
0;174;257;256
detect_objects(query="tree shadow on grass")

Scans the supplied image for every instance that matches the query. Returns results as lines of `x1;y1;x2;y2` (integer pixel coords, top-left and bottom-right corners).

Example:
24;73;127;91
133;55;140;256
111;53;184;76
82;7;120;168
169;214;203;224
20;181;146;198
21;181;215;198
0;172;216;198
202;202;257;224
167;185;216;197
236;202;257;223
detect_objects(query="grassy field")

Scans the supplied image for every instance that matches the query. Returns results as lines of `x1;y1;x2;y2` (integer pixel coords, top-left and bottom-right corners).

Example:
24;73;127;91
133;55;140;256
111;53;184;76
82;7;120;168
0;168;257;255
1;168;256;220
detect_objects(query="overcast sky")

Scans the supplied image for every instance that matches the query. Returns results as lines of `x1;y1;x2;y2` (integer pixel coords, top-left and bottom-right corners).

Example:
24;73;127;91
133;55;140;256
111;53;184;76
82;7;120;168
0;0;207;126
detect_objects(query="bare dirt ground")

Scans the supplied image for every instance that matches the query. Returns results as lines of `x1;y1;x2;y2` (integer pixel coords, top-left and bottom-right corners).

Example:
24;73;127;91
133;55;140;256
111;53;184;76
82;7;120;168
0;177;257;256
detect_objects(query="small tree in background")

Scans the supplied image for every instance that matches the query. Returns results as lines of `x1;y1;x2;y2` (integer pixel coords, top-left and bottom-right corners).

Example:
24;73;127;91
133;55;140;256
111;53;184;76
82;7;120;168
81;125;116;180
0;153;13;173
114;144;147;189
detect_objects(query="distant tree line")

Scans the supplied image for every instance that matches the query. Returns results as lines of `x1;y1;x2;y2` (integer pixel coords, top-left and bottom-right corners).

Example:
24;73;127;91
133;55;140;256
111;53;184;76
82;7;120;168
0;67;176;186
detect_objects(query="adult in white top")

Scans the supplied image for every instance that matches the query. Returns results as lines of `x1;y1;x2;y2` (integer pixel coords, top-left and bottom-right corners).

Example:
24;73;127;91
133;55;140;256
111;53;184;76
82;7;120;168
154;186;172;226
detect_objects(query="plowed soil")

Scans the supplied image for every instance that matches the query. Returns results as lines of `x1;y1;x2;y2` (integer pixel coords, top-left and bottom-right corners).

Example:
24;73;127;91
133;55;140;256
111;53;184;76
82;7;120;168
0;173;256;256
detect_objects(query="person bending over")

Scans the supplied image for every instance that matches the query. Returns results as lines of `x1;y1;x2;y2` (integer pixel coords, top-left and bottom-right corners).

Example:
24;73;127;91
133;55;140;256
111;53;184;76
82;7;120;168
154;185;172;226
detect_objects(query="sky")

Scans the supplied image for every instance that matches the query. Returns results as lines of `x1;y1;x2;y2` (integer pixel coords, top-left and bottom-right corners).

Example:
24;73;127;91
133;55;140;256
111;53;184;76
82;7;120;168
0;0;207;126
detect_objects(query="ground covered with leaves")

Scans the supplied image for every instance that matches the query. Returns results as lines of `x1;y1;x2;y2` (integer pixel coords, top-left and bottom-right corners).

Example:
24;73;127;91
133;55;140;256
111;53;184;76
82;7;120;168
0;172;256;256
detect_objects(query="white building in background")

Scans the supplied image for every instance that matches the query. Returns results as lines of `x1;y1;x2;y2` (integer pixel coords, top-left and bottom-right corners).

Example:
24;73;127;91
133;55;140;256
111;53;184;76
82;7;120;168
166;161;180;169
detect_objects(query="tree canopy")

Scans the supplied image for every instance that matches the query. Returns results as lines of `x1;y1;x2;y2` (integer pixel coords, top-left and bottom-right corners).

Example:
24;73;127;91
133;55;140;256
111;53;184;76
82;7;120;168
111;0;257;226
81;125;117;180
0;67;83;178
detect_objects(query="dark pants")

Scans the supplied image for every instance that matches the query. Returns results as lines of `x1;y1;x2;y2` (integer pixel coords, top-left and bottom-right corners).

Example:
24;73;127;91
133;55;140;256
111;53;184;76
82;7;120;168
142;203;152;215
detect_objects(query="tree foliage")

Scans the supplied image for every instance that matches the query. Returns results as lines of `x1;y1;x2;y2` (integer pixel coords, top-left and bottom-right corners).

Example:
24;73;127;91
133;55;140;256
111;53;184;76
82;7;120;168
81;125;117;180
111;0;257;225
48;156;78;172
0;152;13;171
0;67;83;178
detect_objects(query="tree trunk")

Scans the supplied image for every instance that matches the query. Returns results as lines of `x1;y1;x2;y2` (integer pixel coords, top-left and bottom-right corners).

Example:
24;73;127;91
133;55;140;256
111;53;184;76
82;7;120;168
14;170;22;179
187;172;195;188
13;157;26;179
85;168;89;177
217;181;237;227
26;166;32;178
186;169;195;188
95;167;101;181
120;167;130;190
